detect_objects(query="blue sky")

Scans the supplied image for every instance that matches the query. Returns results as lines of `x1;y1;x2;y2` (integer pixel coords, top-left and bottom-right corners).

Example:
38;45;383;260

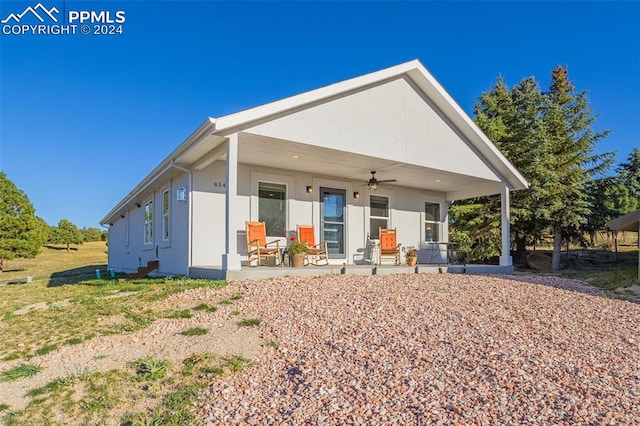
1;1;639;228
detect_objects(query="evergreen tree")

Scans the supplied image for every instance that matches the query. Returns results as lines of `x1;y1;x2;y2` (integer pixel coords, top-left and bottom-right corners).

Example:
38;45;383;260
49;219;84;251
0;172;48;271
617;147;640;204
451;76;551;261
451;67;612;268
545;66;613;270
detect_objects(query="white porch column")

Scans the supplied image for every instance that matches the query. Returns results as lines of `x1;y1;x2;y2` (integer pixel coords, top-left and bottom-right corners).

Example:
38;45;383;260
499;185;512;267
222;134;241;271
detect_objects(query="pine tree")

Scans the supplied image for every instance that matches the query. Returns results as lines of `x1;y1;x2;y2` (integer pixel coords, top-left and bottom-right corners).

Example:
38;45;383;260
452;67;613;268
49;219;84;251
618;148;640;204
0;172;48;271
545;66;613;270
452;76;551;261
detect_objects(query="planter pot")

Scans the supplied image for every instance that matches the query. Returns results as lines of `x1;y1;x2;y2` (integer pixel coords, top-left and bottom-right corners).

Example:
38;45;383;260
290;253;306;267
406;258;417;267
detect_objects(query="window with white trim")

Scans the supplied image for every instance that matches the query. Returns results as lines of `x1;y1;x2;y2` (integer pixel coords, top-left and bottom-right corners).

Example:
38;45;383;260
258;182;286;237
424;202;441;242
144;199;153;244
369;195;389;239
162;189;170;241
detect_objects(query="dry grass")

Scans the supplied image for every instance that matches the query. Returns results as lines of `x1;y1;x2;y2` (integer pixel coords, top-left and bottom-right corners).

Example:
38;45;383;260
0;242;249;425
0;241;108;284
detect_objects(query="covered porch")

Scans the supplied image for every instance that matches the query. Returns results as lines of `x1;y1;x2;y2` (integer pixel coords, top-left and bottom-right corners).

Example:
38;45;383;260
177;130;518;274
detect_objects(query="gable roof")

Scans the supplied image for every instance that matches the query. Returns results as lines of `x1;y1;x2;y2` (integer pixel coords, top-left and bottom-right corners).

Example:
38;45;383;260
609;209;640;232
208;60;528;190
101;59;528;225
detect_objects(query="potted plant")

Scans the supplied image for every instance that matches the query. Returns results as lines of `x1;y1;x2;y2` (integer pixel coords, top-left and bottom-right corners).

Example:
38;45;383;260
287;237;309;267
405;246;417;267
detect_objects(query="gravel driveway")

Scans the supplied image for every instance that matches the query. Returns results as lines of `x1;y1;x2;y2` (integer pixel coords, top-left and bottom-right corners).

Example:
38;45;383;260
200;273;640;425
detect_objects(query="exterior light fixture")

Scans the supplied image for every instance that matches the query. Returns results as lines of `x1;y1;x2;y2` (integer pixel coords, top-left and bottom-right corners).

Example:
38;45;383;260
353;192;360;199
306;186;313;193
292;154;300;159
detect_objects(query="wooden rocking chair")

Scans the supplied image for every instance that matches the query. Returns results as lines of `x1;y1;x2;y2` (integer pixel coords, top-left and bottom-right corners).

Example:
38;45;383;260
245;221;282;267
379;227;401;265
297;225;329;266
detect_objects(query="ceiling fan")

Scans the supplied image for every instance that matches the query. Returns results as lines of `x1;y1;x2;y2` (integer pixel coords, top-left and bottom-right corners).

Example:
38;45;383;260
367;171;396;190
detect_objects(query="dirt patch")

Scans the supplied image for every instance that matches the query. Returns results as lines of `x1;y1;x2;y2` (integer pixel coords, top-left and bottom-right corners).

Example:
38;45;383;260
0;304;262;413
13;300;72;316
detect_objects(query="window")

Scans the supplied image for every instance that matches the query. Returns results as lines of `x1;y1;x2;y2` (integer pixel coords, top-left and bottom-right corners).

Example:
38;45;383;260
424;202;441;242
258;182;286;237
369;195;389;239
144;200;153;244
162;189;170;241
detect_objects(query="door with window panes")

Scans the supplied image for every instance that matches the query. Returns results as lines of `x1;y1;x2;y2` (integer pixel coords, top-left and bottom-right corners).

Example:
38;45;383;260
320;188;346;258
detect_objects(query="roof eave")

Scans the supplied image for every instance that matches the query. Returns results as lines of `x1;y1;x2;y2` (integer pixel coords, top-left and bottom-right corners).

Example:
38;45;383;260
609;209;640;232
100;118;216;225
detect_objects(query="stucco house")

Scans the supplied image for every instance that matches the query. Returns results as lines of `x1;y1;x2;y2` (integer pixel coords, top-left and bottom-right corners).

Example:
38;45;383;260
100;60;529;279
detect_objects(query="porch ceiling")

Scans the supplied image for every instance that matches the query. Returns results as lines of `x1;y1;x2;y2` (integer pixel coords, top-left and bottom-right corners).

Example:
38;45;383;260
238;132;500;196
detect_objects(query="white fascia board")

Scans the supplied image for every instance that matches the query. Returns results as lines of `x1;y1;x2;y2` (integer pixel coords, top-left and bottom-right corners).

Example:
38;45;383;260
100;118;216;225
609;209;640;232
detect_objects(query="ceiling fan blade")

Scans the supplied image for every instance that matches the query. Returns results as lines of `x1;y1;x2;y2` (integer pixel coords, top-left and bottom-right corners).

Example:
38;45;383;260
378;179;397;183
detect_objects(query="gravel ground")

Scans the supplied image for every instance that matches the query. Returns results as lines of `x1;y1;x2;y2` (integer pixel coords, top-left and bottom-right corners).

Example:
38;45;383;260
200;273;640;425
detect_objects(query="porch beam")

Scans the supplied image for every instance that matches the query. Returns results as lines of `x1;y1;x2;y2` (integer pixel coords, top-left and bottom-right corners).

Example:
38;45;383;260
191;142;228;170
222;135;241;271
499;185;512;267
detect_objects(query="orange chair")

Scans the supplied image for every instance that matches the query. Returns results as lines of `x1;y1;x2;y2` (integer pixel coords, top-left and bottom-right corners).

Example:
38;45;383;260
379;228;401;265
245;221;281;267
297;225;329;266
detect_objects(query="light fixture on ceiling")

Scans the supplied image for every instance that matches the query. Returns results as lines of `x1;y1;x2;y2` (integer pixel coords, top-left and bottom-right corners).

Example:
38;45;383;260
436;179;441;183
306;186;313;194
367;171;396;191
292;154;300;159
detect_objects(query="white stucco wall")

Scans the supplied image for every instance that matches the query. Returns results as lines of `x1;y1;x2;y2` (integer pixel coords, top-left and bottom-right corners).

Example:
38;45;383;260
111;162;450;272
188;162;448;267
246;77;501;182
108;173;190;275
191;161;228;267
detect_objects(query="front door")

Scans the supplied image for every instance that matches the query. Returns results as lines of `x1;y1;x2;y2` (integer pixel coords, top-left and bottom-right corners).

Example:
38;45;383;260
320;188;346;259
